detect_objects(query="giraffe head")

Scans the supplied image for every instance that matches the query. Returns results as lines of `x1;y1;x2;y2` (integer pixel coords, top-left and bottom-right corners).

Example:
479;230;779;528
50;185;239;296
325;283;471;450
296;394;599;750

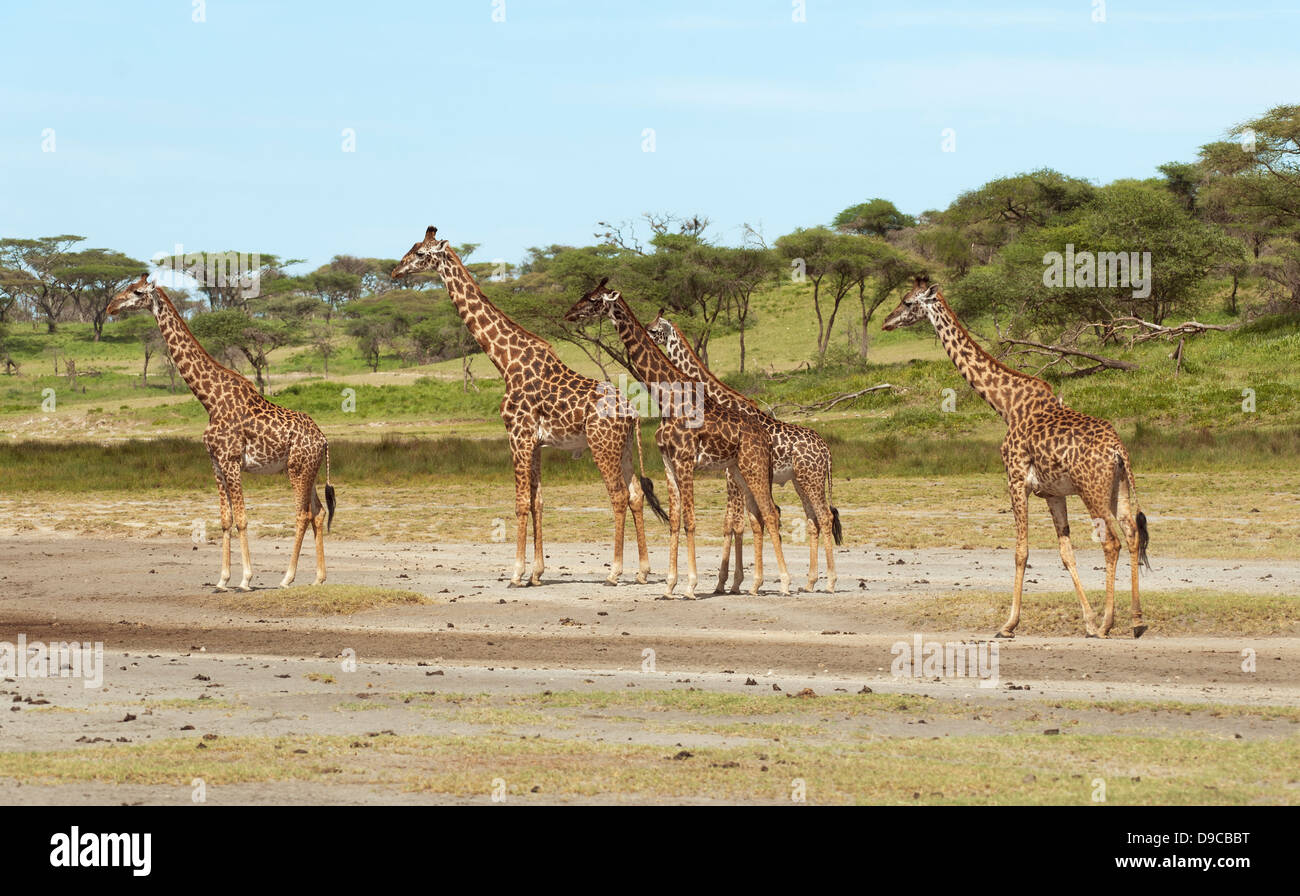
391;226;452;279
564;277;620;324
645;309;677;348
106;273;159;315
881;277;941;331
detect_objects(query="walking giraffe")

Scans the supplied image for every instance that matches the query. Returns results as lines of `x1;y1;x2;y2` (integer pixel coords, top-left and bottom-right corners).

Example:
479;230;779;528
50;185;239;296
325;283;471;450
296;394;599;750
565;279;792;598
392;227;666;587
107;274;336;591
882;277;1150;638
646;312;842;593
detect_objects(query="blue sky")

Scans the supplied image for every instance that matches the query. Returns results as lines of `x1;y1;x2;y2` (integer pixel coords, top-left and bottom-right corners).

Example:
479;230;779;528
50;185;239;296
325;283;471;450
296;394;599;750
2;0;1297;273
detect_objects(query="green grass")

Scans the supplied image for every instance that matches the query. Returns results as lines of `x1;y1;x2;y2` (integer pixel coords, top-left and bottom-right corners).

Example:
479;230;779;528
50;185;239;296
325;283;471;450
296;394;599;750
219;585;433;616
0;729;1293;804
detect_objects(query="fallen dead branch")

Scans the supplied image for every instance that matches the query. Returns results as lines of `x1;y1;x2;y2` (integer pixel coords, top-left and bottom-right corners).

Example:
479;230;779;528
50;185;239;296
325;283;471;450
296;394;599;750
996;335;1137;378
770;383;895;416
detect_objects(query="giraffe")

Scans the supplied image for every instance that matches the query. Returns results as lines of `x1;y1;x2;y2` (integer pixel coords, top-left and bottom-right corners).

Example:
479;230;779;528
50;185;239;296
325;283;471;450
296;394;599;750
392;227;666;587
107;274;336;591
565;279;792;598
646;312;842;594
881;277;1150;638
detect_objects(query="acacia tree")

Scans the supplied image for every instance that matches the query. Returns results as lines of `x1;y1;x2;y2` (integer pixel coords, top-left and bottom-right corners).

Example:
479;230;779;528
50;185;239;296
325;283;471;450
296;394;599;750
851;238;924;358
0;235;85;332
942;169;1096;263
1196;105;1300;305
713;246;778;373
833;198;915;237
190;310;293;392
955;180;1243;334
54;249;144;340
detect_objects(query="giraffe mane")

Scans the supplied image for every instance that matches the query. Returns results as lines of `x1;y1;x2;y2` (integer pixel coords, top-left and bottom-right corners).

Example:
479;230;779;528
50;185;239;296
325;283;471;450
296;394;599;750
932;289;1056;397
662;318;760;412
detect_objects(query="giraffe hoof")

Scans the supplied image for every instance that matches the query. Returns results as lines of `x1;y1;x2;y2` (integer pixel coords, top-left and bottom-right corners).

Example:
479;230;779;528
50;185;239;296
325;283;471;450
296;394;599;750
994;630;1015;639
1133;624;1148;639
603;579;618;587
636;573;649;585
507;581;523;589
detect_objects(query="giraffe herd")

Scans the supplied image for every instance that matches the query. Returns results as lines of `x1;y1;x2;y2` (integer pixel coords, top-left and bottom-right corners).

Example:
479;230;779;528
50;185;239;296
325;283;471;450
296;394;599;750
106;226;1153;640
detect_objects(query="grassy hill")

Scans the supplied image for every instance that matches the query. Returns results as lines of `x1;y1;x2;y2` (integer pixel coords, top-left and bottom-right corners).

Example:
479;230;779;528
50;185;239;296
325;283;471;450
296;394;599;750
2;277;1298;486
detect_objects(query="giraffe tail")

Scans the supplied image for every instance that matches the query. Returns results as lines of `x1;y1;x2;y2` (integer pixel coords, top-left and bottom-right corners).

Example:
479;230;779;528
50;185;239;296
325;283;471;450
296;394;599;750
324;442;337;534
1121;454;1149;571
827;448;843;545
633;418;669;523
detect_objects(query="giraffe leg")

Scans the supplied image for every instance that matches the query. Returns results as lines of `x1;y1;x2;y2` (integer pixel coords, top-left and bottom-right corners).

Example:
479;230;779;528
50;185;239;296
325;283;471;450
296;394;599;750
211;460;233;592
595;428;630;586
507;433;536;587
222;463;254;591
1046;496;1101;638
716;474;742;594
805;474;837;594
1116;481;1147;637
678;463;698;599
528;444;544;586
998;469;1029;638
794;478;824;592
281;469;313;588
1093;510;1123;639
747;496;765;595
739;457;790;596
621;429;651;585
660;451;681;598
730;513;745;594
310;486;327;585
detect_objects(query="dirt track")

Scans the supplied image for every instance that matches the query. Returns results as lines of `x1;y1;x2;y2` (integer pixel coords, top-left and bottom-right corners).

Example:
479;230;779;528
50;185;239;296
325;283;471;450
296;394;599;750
1;534;1297;804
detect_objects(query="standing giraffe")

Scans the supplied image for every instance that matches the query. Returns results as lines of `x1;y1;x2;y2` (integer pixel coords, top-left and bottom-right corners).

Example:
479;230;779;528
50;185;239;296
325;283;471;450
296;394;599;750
565;279;792;598
882;277;1150;638
646;312;842;593
392;227;666;587
107;274;336;591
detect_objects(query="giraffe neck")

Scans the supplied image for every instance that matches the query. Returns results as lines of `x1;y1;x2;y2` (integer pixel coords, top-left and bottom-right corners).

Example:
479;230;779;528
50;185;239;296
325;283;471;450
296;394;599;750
608;300;683;385
925;295;1054;423
661;324;759;412
151;287;241;414
435;249;542;376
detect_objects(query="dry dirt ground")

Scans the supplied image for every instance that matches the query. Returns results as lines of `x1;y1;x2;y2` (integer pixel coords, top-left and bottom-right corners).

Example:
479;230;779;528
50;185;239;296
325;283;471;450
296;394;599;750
1;534;1297;804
